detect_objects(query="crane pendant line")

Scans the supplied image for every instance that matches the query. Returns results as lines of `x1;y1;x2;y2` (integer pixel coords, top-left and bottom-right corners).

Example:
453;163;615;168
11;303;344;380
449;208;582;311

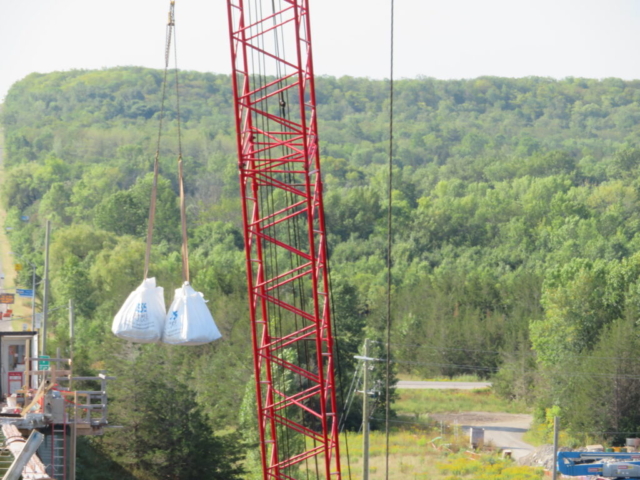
226;0;342;478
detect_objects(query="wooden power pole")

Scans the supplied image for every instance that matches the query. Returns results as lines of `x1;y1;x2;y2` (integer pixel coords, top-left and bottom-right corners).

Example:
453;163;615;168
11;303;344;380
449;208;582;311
362;339;370;480
41;220;50;356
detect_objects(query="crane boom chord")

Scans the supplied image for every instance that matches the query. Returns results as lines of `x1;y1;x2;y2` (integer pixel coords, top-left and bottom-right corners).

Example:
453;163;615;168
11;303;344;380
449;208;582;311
226;0;342;478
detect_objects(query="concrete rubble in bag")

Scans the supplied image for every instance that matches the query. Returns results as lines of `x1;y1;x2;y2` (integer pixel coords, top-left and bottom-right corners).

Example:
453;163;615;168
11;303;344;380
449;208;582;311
162;282;222;346
112;277;166;343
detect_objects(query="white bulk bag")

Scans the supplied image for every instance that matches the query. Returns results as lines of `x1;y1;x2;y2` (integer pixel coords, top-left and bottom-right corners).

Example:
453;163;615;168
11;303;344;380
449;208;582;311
112;278;166;343
162;282;222;346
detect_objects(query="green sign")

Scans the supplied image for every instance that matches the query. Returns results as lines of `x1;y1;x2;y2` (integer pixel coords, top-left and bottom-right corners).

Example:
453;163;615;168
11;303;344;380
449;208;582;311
38;355;50;371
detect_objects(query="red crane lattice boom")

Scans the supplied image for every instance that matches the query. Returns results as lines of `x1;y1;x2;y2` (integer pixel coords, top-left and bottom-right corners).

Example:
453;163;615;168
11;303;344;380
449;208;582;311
226;0;342;478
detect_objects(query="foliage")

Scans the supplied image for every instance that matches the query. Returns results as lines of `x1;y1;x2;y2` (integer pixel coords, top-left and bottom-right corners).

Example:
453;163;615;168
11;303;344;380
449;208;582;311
97;341;245;480
436;454;543;480
395;388;528;418
7;69;640;472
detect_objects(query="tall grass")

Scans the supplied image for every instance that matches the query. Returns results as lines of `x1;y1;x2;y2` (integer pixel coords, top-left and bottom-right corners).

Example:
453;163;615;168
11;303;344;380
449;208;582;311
336;430;543;479
396;388;530;417
436;454;544;480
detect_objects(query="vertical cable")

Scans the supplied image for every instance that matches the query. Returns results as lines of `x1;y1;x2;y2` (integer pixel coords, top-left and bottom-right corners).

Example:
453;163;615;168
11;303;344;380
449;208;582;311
171;3;189;283
144;13;173;280
385;0;395;478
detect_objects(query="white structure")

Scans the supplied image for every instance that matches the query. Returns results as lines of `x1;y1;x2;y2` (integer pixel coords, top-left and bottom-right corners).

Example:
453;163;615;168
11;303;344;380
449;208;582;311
0;332;36;397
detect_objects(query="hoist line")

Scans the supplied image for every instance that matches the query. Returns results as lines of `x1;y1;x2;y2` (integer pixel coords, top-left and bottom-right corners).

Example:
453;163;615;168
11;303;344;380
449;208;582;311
169;2;190;284
261;0;298;472
144;2;175;280
385;0;396;478
249;0;295;471
244;2;279;473
322;217;354;480
237;0;344;476
269;0;318;475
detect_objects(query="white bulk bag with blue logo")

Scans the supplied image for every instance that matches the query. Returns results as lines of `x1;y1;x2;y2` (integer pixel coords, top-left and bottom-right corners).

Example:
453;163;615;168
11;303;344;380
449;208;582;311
112;278;166;343
162;282;221;345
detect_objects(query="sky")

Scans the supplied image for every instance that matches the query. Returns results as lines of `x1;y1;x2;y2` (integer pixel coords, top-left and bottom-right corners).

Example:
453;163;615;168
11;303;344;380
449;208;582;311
3;0;640;102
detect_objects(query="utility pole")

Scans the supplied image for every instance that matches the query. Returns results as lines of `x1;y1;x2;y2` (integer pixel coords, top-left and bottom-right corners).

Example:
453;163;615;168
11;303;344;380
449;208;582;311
29;262;35;331
362;339;370;480
69;298;74;356
68;298;76;480
41;220;50;356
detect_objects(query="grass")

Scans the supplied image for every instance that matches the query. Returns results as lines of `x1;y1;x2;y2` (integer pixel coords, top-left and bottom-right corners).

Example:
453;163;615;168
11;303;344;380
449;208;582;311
336;429;544;480
435;453;543;480
395;387;530;417
323;386;536;479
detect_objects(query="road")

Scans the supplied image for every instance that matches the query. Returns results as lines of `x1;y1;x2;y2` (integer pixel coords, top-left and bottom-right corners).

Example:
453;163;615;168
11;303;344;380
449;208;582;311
397;380;534;460
430;411;534;460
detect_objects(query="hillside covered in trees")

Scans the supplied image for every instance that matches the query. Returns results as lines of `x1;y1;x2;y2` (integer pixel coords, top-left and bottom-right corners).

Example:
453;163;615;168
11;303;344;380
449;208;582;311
5;67;640;475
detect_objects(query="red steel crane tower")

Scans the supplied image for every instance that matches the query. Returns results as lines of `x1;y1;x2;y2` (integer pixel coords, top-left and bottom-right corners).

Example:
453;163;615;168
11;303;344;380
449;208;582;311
226;0;342;479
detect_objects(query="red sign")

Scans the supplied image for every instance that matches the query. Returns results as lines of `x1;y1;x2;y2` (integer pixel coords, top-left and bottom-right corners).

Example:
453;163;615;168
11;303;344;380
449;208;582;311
8;372;22;394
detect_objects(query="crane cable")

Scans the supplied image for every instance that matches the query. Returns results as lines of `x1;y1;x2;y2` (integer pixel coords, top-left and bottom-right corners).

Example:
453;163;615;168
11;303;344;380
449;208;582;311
385;0;395;477
144;0;189;283
172;3;189;284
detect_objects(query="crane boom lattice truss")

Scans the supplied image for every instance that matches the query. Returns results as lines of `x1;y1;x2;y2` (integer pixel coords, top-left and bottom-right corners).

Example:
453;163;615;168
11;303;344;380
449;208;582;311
226;0;342;479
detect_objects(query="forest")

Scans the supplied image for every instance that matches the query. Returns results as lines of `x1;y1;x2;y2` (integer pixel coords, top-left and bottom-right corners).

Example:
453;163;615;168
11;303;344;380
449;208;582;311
4;67;640;477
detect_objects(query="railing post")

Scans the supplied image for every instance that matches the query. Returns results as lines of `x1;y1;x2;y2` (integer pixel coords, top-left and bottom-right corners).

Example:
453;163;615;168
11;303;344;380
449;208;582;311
100;371;107;424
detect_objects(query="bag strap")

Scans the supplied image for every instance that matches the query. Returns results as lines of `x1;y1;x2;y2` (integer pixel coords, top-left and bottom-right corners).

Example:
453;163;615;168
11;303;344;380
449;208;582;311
143;152;160;280
178;154;189;283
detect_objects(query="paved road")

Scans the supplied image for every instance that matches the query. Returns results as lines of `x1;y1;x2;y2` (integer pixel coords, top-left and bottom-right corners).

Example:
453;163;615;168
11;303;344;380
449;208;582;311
396;381;534;459
430;412;534;460
397;380;492;389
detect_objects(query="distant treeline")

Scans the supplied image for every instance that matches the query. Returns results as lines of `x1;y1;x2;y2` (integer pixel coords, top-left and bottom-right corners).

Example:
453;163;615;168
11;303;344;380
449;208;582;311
5;68;640;476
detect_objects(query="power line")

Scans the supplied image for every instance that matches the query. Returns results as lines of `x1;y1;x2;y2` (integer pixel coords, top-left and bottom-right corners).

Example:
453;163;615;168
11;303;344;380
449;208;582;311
353;354;640;380
369;340;640;363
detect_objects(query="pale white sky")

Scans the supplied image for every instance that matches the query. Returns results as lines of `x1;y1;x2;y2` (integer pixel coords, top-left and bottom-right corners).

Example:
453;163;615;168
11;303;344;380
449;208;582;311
2;0;640;102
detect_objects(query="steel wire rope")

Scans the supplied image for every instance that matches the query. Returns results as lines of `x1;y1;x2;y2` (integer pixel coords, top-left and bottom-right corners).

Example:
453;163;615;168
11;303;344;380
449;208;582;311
268;1;317;476
144;5;174;280
283;6;357;473
285;5;355;474
170;5;190;284
294;9;331;477
371;339;640;363
252;0;296;470
369;340;529;356
339;362;363;434
246;0;278;471
321;184;355;480
384;0;396;477
367;415;640;437
351;355;640;379
266;0;310;479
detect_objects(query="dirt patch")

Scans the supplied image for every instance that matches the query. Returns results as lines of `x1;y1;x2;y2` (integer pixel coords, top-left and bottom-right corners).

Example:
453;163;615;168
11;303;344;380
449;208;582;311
429;411;533;429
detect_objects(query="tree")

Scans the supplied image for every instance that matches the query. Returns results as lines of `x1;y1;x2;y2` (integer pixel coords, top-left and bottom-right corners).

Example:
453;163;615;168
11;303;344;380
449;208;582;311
100;341;245;480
